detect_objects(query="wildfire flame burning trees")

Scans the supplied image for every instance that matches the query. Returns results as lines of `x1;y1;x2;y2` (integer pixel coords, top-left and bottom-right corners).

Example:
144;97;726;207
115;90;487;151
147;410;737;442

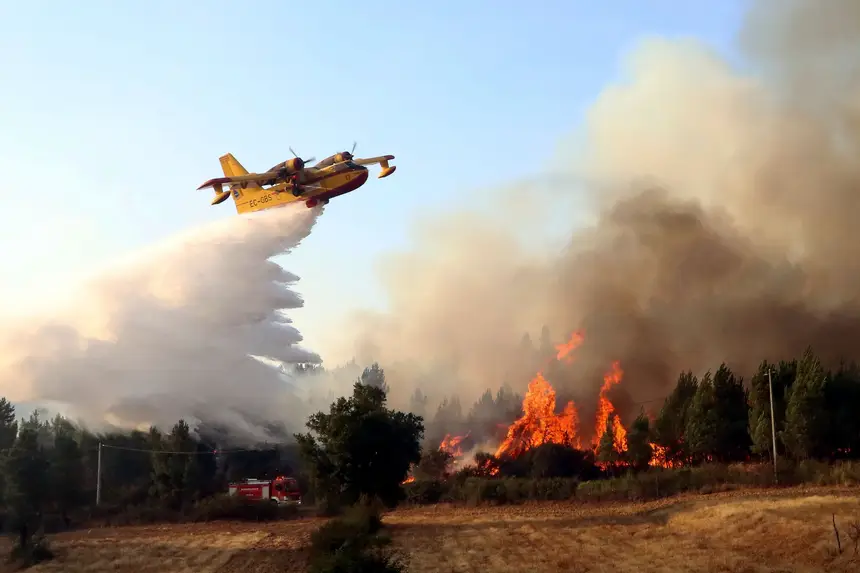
494;372;582;457
402;432;471;484
592;361;628;453
472;331;671;471
440;432;468;460
403;330;671;484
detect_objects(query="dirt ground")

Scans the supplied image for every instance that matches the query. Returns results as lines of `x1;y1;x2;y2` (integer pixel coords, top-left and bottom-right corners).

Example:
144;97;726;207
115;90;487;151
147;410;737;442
6;486;860;573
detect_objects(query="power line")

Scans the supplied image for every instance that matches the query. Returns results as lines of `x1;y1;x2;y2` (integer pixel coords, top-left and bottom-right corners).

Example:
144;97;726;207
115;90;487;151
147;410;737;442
94;442;284;506
95;443;280;455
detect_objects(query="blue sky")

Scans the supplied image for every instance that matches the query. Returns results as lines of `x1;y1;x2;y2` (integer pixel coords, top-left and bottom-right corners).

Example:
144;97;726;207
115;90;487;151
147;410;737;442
0;0;747;354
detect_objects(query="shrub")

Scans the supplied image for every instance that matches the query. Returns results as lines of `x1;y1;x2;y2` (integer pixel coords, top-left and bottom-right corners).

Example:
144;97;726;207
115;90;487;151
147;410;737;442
310;505;384;557
402;479;448;505
86;503;181;527
309;549;406;573
192;494;299;522
402;460;860;507
8;531;54;568
84;495;300;527
308;504;406;573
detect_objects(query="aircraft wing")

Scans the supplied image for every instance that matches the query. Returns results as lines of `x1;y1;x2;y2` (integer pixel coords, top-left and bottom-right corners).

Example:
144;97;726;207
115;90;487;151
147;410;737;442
196;172;278;190
353;155;395;166
353;155;396;178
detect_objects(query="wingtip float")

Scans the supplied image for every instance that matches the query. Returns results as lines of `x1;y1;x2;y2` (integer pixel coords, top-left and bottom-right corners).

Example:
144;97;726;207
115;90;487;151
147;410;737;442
196;144;397;215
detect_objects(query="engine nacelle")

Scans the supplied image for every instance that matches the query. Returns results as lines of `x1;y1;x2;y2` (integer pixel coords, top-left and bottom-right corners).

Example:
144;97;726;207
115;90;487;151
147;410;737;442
266;157;305;174
283;157;304;172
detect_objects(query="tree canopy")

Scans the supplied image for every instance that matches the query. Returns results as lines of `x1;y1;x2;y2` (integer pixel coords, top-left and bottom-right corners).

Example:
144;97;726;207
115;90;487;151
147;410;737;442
295;370;424;510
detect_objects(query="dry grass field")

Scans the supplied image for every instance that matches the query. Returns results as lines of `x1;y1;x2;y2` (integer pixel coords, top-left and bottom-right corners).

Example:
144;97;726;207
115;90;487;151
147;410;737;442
4;486;859;573
386;487;860;573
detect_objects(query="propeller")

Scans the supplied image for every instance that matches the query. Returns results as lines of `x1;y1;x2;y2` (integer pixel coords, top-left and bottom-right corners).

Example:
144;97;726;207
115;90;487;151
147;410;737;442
288;146;315;165
340;141;357;161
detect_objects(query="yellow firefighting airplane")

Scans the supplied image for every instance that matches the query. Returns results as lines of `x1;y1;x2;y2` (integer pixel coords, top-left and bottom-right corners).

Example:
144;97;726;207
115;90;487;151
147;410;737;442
197;144;396;213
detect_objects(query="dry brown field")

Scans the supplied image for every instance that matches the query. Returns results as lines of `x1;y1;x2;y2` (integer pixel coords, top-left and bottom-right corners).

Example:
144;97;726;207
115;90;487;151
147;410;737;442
4;486;860;573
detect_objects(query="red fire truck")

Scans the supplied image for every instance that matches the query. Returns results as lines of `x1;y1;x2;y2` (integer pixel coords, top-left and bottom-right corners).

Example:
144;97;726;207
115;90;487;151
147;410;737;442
227;475;302;505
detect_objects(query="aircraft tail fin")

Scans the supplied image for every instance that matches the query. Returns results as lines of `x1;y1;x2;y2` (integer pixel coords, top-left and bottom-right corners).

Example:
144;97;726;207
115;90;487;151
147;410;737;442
220;153;253;178
217;153;262;213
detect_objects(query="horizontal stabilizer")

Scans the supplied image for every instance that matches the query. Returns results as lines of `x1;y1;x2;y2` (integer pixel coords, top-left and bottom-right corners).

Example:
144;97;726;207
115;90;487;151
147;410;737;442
198;176;232;190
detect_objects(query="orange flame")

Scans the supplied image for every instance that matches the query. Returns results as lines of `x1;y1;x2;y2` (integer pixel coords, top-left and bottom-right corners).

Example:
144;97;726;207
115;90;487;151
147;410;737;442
494;372;581;458
492;332;640;469
440;433;467;457
402;433;471;484
592;361;627;453
474;330;679;474
555;330;585;363
648;443;675;468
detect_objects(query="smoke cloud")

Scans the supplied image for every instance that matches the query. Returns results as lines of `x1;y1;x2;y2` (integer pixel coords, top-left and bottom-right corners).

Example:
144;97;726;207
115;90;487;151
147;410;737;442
0;205;326;444
330;0;860;426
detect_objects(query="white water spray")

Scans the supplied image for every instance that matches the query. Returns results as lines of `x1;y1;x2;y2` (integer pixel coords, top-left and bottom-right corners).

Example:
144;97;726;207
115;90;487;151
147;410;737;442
0;204;324;443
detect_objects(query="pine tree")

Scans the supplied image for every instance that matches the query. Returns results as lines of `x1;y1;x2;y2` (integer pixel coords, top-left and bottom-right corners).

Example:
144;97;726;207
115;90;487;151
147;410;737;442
748;359;794;459
496;385;523;421
0;397;18;451
653;371;698;465
519;332;535;355
711;363;750;462
359;363;389;394
149;427;169;505
168;420;203;508
0;397;18;507
20;410;52;449
626;411;653;471
782;347;828;460
597;414;621;468
432;396;464;432
4;427;50;551
409;388;428;419
748;360;775;457
150;424;198;510
684;371;720;463
467;389;493;421
825;362;860;457
49;416;84;525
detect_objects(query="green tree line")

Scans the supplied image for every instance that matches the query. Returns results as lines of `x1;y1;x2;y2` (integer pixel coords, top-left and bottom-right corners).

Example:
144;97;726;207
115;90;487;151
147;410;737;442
641;347;860;468
2;346;860;563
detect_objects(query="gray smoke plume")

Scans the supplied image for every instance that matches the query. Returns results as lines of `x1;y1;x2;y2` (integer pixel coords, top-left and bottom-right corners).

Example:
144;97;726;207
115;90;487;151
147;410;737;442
0;204;325;444
327;0;860;430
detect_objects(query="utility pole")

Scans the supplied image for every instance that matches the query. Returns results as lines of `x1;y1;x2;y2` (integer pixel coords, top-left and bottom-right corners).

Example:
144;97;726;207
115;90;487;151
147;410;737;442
768;368;779;484
96;441;103;506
